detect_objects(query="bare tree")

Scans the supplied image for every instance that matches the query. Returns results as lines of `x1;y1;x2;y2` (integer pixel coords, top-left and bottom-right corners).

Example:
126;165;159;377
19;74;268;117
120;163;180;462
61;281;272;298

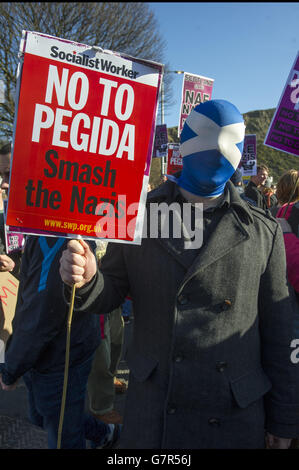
0;2;173;140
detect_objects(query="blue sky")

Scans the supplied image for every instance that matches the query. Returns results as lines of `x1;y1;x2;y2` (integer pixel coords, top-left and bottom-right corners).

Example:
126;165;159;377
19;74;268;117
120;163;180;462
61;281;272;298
149;2;299;128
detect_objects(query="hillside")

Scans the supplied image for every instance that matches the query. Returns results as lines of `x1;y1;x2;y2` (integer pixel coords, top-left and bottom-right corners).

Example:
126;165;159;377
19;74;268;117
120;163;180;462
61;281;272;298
159;108;299;184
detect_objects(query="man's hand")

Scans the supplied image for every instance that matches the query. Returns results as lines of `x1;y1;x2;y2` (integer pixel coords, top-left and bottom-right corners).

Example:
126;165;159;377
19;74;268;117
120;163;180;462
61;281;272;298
59;239;97;288
266;432;292;449
0;254;15;272
0;373;18;391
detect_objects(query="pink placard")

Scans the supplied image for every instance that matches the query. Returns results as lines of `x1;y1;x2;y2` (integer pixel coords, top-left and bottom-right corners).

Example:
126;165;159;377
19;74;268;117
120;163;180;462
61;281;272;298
178;72;214;136
264;51;299;157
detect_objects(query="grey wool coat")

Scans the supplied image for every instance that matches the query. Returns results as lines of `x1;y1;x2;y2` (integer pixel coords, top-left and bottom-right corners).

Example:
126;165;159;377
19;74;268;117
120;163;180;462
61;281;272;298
73;180;299;449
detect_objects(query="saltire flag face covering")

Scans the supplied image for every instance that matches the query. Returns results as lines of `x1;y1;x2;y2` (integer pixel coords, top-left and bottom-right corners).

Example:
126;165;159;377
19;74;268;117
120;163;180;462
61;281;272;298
175;99;245;197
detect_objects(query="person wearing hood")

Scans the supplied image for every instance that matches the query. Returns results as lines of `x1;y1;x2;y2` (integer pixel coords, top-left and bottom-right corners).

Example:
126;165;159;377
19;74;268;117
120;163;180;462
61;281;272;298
230;168;244;194
59;100;299;449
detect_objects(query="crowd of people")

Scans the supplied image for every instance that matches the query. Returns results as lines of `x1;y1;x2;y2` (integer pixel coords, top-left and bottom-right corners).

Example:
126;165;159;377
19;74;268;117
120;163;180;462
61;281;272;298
1;99;299;449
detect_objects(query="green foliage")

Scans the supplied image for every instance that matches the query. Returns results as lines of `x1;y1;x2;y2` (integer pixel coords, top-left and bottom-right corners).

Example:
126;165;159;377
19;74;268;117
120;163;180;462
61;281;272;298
149;157;162;189
0;2;170;140
167;108;299;183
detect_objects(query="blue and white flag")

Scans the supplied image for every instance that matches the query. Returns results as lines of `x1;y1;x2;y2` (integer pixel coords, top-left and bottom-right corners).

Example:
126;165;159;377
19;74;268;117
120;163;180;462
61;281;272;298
174;100;245;197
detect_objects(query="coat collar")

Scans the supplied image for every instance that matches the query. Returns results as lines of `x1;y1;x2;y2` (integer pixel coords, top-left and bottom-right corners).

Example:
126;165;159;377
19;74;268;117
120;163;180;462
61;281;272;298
147;178;254;222
146;179;253;273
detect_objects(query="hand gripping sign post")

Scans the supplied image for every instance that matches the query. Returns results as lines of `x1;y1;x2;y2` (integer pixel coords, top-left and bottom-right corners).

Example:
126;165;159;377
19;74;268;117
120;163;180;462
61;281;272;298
6;30;163;449
166;143;183;176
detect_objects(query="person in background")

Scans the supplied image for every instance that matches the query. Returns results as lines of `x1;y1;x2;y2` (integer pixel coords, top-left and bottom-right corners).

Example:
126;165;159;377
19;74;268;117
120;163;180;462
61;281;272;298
87;240;126;427
60;100;299;449
244;164;270;210
261;178;277;209
87;307;126;425
274;169;299;451
275;169;299;299
230;168;244;194
0;143;22;278
0;158;120;448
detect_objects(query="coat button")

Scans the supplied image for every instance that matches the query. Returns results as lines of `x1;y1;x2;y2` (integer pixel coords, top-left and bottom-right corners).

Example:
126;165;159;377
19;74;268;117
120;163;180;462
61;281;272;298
174;355;184;363
167;405;177;415
216;361;227;372
177;294;188;305
222;299;232;310
208;418;220;426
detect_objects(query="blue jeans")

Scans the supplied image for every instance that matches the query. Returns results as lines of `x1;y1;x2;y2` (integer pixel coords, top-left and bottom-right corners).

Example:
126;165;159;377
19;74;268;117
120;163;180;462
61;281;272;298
23;354;111;449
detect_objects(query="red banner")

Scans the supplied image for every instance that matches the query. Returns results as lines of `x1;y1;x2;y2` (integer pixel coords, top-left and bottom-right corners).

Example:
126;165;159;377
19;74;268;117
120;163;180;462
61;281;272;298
166;143;182;175
7;31;163;244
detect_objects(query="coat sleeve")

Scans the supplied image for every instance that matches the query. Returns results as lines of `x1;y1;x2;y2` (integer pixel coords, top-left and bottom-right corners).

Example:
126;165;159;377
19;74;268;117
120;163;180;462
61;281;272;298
259;224;299;438
69;241;130;315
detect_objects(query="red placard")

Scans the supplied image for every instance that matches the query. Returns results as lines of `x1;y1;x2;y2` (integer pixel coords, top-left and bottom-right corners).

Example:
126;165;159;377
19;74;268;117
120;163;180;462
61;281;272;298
166;143;183;175
7;31;162;244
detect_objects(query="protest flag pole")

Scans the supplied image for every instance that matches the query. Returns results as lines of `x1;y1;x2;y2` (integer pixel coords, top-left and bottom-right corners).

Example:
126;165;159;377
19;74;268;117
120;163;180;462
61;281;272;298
161;70;184;175
57;282;76;449
57;235;82;450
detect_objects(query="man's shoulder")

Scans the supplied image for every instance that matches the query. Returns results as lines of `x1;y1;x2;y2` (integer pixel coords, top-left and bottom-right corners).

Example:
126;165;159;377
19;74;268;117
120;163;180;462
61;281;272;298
244;181;258;194
246;203;279;234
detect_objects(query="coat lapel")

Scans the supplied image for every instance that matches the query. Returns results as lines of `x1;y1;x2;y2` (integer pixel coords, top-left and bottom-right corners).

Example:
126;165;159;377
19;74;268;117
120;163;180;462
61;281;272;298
180;206;251;290
153;203;196;271
146;179;253;274
146;180;195;270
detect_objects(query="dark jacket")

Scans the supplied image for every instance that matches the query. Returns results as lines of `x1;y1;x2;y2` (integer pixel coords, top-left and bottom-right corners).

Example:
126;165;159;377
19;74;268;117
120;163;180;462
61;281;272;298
1;236;101;384
244;180;268;211
70;180;299;449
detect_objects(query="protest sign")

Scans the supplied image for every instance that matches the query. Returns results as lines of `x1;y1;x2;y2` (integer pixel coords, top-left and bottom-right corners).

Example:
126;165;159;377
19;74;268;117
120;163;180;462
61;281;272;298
152;124;168;158
178;72;214;136
5;231;24;254
0;272;19;346
238;134;257;178
264;51;299;157
166;143;182;175
6;31;163;244
3;200;25;254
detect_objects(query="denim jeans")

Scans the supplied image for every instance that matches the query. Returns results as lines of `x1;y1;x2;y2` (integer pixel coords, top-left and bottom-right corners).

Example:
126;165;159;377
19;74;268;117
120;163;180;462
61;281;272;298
23;354;111;449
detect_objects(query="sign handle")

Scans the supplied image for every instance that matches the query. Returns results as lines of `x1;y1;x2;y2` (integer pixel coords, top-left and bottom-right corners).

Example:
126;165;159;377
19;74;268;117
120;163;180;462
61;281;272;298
57;282;76;449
